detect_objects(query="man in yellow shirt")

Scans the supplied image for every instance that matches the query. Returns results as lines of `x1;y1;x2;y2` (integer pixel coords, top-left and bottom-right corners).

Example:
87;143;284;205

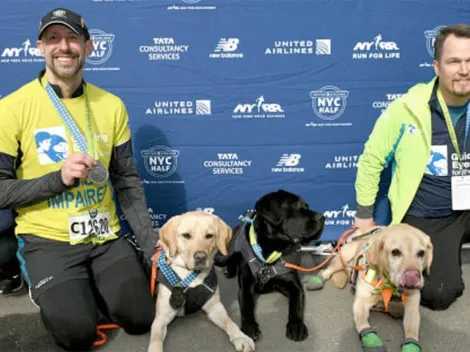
0;8;163;351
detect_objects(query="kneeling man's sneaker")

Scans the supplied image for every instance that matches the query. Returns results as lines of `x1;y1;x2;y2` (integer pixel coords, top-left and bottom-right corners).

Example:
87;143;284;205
0;274;24;295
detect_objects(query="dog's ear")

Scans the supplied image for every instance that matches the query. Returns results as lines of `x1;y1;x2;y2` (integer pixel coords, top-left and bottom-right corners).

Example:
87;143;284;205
424;234;434;275
255;194;283;226
159;215;181;257
366;235;386;274
215;216;232;256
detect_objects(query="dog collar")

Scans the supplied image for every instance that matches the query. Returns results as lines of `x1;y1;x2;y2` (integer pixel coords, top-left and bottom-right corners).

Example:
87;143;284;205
158;252;201;288
247;216;283;264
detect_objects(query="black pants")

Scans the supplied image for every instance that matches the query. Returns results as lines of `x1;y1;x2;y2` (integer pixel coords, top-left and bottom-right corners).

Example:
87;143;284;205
17;235;155;351
0;226;20;276
403;212;470;311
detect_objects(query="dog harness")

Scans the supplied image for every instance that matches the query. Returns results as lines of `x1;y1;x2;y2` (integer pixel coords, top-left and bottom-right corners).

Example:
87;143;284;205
230;213;296;285
350;243;407;312
157;253;218;314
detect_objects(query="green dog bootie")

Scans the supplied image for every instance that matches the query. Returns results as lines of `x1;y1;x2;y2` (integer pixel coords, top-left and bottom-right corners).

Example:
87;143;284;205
401;338;422;352
359;327;386;352
304;275;325;291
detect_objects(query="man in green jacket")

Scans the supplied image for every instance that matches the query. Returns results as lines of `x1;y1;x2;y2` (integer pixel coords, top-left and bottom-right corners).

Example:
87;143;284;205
355;24;470;311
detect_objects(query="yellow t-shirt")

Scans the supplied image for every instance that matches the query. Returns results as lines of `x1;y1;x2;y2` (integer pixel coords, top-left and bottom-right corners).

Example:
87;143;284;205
0;77;131;242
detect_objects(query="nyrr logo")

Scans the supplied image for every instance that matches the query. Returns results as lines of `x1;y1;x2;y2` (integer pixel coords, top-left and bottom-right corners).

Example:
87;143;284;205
309;86;349;121
183;0;201;3
0;40;44;64
271;154;305;173
425;25;446;58
232;96;285;119
323;204;356;226
86;29;115;65
352;34;400;60
209;38;243;59
141;145;180;179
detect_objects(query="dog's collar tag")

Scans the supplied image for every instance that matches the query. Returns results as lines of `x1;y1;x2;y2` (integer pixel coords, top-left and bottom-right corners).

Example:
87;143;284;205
364;268;377;284
258;265;276;284
169;286;186;309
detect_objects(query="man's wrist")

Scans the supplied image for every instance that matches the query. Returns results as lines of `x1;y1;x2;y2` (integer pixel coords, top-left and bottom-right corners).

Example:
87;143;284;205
355;204;374;219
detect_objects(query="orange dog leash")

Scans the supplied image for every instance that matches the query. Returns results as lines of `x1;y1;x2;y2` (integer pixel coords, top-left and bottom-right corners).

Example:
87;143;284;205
284;226;367;272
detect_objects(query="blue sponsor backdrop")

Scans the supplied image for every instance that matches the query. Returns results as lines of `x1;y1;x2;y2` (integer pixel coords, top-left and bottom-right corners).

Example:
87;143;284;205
1;0;468;241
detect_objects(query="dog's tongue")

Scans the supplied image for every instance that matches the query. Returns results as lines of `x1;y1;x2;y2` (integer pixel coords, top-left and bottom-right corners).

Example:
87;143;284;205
399;270;422;289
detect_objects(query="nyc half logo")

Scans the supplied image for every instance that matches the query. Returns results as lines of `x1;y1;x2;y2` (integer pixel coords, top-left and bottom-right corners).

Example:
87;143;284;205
425;25;446;58
309;86;349;121
141;145;180;179
86;29;115;65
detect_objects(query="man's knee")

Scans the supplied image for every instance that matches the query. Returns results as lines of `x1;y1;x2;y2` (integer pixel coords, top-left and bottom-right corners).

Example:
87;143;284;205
37;280;98;351
97;257;155;334
107;276;155;334
40;306;96;351
421;279;465;311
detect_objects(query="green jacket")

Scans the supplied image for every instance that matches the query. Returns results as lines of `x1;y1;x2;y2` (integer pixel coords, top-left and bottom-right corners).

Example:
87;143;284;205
355;77;437;224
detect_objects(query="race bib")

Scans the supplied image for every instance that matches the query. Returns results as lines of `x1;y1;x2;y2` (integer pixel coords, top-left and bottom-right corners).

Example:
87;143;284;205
68;209;117;245
452;176;470;210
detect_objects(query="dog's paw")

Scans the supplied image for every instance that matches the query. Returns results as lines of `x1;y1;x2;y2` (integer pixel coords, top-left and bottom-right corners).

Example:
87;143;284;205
286;319;308;341
232;333;256;352
241;323;261;341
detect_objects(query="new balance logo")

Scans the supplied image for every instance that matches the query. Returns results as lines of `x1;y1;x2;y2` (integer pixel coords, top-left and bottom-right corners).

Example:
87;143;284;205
277;154;301;167
209;38;244;59
272;154;305;173
214;38;239;52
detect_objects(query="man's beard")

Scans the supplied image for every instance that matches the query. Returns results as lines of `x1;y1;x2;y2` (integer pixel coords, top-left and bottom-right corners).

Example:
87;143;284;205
46;50;85;79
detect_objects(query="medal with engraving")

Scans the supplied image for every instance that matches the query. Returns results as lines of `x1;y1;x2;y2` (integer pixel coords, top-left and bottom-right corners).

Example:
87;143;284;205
89;160;109;184
169;286;186;309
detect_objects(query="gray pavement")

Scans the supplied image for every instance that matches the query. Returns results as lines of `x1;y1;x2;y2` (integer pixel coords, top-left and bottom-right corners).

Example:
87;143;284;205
1;254;469;352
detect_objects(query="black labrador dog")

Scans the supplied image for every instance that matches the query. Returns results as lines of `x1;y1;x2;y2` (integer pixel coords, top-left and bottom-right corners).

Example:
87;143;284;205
215;189;325;342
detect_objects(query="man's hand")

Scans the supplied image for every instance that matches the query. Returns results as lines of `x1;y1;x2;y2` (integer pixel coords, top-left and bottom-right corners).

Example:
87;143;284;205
61;153;96;186
151;239;169;266
354;217;376;229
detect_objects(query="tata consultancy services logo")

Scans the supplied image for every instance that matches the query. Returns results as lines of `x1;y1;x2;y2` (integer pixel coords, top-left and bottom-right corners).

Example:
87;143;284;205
141;145;180;179
309;86;349;121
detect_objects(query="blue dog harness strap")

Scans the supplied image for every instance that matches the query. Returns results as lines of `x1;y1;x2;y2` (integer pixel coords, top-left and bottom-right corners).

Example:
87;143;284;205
158;252;201;287
157;263;218;314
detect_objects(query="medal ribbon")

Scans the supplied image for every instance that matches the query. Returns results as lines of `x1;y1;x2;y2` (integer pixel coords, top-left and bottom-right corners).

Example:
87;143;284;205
158;252;201;287
45;83;97;159
437;88;470;166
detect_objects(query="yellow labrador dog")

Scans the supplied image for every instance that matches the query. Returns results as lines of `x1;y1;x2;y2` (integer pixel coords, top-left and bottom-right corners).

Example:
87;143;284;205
320;224;433;351
148;211;255;352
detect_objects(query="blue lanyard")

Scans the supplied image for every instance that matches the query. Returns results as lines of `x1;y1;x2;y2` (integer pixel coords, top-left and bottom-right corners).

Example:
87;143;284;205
44;83;96;158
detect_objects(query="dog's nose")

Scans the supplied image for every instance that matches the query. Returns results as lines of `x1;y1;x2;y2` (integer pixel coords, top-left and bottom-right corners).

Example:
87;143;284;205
399;270;422;289
194;251;208;264
315;214;325;221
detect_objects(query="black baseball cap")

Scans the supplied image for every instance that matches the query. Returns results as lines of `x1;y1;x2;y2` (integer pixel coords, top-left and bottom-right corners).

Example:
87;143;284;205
38;8;90;40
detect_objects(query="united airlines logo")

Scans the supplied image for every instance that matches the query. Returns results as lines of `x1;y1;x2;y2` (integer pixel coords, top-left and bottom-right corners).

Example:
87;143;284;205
310;86;349;121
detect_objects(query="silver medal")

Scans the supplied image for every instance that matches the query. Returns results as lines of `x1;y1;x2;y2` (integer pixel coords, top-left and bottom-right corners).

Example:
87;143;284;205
89;160;108;185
